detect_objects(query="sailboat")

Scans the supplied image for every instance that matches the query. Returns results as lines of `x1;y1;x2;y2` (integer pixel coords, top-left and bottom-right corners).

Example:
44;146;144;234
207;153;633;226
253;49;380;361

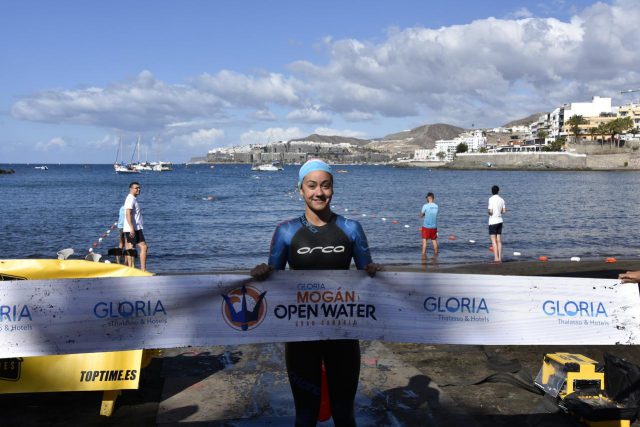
113;137;139;174
129;137;152;172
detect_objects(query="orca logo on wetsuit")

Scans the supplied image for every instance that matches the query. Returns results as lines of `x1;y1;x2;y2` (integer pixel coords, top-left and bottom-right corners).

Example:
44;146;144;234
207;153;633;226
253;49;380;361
296;246;346;255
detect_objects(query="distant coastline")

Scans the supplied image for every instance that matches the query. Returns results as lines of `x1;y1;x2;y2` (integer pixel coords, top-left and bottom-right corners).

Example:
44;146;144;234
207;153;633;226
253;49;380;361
190;152;640;171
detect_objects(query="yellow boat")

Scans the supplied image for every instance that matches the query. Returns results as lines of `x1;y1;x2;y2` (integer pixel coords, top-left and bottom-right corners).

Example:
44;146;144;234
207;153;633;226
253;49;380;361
0;259;155;416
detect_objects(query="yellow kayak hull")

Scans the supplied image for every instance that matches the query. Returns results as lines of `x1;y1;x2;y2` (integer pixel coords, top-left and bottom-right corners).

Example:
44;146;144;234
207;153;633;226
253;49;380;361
0;259;152;280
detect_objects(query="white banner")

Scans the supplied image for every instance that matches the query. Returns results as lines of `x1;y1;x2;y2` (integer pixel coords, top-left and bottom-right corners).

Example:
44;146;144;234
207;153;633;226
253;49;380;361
0;271;638;358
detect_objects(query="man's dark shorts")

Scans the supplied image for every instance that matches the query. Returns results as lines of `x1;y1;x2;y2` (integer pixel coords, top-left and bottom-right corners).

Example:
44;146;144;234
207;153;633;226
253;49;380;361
125;229;145;246
488;223;503;235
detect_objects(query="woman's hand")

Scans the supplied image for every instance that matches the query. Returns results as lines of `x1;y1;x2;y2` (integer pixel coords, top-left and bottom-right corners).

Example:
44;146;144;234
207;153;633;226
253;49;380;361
250;263;273;281
365;263;384;278
619;270;640;283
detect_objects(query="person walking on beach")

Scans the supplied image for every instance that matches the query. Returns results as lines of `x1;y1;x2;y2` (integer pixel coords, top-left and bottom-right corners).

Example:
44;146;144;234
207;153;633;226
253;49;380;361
251;159;382;427
488;185;506;263
420;192;439;258
123;182;147;271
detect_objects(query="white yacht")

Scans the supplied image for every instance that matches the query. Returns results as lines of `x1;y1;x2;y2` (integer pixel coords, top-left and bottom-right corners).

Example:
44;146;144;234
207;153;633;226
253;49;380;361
251;162;283;171
151;161;173;171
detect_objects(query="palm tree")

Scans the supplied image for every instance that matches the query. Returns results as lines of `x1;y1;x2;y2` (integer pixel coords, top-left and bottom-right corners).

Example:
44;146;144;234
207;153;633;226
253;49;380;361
565;115;587;143
609;117;634;148
537;129;549;143
596;122;612;148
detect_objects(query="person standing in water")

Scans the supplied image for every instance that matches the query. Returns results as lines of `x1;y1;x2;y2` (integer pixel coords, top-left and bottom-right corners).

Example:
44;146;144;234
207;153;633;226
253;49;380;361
488;185;506;263
419;192;439;258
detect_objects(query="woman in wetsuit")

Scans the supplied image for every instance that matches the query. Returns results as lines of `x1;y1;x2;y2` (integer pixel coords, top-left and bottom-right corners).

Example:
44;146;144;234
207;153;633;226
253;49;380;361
251;159;381;427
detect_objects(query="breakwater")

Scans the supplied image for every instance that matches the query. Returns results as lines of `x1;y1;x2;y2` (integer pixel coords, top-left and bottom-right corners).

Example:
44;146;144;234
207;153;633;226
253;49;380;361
450;152;640;170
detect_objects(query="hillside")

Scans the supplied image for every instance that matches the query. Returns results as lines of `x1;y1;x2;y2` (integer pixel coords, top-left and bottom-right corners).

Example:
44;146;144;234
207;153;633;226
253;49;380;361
289;134;370;147
503;113;546;128
369;123;466;152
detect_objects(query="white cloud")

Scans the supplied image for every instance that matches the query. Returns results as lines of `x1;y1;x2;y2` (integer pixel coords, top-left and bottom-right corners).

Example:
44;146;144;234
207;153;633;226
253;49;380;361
290;0;640;125
36;136;67;151
172;128;224;148
343;110;375;121
313;127;367;139
91;134;119;149
240;127;304;145
12;71;226;131
10;0;640;138
251;109;278;121
508;7;533;19
286;107;332;124
194;70;302;107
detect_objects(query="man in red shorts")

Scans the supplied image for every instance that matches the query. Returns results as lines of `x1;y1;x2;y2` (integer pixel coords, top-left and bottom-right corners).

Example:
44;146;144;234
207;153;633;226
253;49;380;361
420;192;439;258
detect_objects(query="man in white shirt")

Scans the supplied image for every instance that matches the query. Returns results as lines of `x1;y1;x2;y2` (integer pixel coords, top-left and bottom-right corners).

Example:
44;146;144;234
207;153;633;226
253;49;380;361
488;185;506;263
123;182;147;271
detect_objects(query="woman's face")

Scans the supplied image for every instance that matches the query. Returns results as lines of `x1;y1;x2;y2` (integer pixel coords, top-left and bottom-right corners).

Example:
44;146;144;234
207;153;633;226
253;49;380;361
299;170;333;213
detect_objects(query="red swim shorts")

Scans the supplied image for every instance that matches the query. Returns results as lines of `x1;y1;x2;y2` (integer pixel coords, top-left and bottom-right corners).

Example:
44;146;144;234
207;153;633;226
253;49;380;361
421;227;438;240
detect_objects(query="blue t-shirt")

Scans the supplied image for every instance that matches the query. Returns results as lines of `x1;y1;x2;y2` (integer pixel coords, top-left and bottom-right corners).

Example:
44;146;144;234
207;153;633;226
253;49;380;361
117;206;126;230
421;202;438;229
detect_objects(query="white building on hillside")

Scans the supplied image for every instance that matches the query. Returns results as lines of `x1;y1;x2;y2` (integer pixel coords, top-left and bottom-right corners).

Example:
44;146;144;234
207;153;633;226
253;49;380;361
550;96;613;137
434;140;459;162
431;130;487;162
508;125;530;134
413;149;436;161
458;130;487;151
564;96;612;119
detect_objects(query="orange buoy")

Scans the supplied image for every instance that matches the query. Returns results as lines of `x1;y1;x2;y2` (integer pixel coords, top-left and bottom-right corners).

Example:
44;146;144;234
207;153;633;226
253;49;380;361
449;235;456;240
489;246;494;252
318;362;332;422
539;256;548;262
391;220;398;224
605;257;617;263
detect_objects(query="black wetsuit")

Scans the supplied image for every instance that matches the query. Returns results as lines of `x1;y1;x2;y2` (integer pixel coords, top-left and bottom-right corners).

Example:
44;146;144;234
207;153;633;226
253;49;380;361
268;213;372;427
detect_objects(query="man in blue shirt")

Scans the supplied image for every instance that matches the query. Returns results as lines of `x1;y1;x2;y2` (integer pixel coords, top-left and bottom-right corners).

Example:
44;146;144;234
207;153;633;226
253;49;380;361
420;192;439;257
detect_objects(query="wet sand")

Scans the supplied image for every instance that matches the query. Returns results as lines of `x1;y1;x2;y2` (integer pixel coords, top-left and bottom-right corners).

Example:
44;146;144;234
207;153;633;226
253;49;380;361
391;257;640;279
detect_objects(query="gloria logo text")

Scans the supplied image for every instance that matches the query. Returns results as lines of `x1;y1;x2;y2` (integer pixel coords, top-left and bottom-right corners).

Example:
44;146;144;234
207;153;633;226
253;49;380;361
0;304;32;322
542;300;608;317
93;300;166;319
424;296;489;314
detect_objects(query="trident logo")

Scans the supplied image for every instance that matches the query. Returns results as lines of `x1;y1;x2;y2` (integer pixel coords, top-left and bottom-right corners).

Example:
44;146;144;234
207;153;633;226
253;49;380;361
221;285;267;331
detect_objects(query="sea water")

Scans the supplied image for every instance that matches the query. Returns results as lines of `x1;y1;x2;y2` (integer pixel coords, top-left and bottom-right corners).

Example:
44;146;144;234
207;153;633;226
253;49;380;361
1;164;639;272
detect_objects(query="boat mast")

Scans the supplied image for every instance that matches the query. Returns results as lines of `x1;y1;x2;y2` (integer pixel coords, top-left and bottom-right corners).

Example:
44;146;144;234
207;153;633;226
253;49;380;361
130;135;140;164
115;137;121;164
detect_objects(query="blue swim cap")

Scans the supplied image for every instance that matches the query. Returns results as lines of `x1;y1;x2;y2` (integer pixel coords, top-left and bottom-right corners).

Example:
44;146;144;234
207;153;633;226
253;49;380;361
298;159;333;188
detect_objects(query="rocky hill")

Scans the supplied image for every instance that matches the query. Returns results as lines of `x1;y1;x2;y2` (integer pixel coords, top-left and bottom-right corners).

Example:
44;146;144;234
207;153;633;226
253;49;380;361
291;123;467;154
503;113;546;128
369;123;466;152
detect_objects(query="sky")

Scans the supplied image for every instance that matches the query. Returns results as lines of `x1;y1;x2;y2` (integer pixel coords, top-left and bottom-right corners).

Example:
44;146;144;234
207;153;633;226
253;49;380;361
2;0;640;163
